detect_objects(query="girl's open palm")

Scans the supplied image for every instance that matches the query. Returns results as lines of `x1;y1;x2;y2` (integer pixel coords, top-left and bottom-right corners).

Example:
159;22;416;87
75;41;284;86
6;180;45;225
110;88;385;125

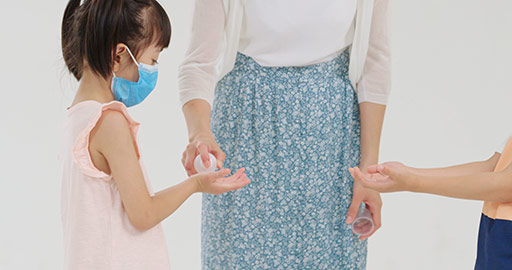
349;162;412;193
194;168;251;195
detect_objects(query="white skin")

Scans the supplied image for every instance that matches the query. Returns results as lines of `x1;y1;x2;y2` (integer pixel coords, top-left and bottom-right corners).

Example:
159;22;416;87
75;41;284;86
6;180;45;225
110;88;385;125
70;42;251;231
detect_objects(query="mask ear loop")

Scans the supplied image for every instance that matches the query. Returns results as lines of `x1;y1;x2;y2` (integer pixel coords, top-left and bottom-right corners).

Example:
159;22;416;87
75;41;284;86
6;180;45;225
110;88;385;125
112;45;137;79
125;46;139;66
111;71;117;94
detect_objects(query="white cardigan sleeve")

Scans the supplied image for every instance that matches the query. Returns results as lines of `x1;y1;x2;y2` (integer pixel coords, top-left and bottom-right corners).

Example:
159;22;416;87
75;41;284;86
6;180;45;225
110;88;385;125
178;0;226;107
356;0;392;105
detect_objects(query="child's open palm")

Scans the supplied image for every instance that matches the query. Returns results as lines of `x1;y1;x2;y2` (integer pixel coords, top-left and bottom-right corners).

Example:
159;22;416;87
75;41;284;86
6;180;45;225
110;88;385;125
349;162;415;193
193;168;251;195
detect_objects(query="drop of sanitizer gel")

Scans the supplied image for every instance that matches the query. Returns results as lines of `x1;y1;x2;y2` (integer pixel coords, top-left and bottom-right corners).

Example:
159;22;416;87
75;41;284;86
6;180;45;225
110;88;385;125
194;153;217;173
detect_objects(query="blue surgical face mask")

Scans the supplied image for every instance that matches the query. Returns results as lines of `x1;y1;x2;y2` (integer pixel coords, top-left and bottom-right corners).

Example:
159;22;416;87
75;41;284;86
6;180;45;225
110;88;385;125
111;46;158;107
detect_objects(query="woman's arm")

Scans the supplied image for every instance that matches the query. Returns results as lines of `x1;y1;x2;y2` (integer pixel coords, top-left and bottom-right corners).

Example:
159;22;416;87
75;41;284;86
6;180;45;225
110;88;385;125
92;111;249;231
346;0;391;240
356;0;391;105
178;0;225;106
346;102;386;240
178;0;227;175
359;103;386;167
353;0;390;167
182;99;226;175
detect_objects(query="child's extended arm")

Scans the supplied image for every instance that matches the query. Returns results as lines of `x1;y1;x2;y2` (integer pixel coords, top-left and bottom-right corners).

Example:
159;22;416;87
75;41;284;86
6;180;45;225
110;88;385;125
349;153;512;202
91;111;250;231
412;168;512;201
412;153;501;177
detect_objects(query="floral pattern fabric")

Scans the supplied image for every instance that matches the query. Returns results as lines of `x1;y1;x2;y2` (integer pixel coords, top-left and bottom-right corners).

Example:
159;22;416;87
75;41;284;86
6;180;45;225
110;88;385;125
203;50;366;269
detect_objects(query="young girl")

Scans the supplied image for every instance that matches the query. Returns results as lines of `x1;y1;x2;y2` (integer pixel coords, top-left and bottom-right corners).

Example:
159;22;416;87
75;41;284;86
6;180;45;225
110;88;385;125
349;135;512;269
59;1;250;269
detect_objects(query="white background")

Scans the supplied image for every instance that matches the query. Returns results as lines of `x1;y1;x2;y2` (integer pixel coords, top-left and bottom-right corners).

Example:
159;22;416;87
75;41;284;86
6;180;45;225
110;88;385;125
1;0;511;269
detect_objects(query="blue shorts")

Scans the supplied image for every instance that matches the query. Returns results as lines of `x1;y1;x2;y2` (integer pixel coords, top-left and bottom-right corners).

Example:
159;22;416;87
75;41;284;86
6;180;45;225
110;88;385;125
475;213;512;269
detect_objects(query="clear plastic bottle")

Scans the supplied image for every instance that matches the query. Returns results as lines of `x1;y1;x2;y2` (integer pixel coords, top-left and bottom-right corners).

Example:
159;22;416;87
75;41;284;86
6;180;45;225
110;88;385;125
351;204;374;236
194;153;217;173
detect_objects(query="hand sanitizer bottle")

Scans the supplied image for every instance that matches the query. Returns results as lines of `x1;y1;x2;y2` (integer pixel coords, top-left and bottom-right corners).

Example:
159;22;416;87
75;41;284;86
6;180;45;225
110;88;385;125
352;204;374;236
194;153;217;173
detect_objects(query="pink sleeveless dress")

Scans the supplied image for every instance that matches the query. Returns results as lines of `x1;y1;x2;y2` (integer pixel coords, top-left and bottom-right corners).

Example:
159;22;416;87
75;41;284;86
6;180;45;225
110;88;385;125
59;100;170;270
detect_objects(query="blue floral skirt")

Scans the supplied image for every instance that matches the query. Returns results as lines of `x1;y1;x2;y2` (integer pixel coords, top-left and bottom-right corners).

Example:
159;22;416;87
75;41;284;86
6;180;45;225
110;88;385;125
203;49;366;269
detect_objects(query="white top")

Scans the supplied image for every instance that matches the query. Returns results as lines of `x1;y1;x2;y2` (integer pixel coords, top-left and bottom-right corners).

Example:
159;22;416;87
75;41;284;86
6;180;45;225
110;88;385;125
239;0;357;67
178;0;391;106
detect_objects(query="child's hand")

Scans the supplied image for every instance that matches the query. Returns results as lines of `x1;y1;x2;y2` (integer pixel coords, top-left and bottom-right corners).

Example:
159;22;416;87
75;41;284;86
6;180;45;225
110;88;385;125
192;168;250;195
349;162;415;193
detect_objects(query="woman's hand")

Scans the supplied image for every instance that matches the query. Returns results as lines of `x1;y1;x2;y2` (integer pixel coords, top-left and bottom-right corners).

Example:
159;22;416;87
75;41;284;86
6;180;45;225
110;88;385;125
191;168;250;195
182;133;226;176
346;176;382;240
349;162;416;193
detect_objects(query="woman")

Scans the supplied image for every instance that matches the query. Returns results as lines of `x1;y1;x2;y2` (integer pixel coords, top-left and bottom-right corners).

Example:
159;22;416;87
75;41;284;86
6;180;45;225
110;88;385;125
179;0;390;268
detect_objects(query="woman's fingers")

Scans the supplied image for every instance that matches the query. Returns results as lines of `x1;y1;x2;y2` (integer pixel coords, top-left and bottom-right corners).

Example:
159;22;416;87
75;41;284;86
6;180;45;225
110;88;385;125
347;169;364;224
346;185;364;224
349;167;361;181
211;149;226;169
196;142;211;168
346;199;362;225
360;201;382;241
373;202;382;229
184;145;198;176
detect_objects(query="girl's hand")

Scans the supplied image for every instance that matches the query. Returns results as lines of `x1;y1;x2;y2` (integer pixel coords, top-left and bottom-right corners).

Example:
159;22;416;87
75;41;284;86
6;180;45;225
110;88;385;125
182;134;226;176
191;168;250;195
349;162;415;193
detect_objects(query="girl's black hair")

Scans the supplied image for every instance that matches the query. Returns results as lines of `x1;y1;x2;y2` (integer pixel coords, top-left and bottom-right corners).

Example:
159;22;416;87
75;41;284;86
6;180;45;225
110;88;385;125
62;0;171;80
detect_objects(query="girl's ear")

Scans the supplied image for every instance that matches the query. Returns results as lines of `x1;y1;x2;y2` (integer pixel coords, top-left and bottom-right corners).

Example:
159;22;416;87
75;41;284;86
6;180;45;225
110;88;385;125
112;43;128;73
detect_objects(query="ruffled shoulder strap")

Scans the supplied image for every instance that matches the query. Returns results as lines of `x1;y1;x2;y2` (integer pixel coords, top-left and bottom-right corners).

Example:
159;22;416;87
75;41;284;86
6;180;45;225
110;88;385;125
72;101;140;179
